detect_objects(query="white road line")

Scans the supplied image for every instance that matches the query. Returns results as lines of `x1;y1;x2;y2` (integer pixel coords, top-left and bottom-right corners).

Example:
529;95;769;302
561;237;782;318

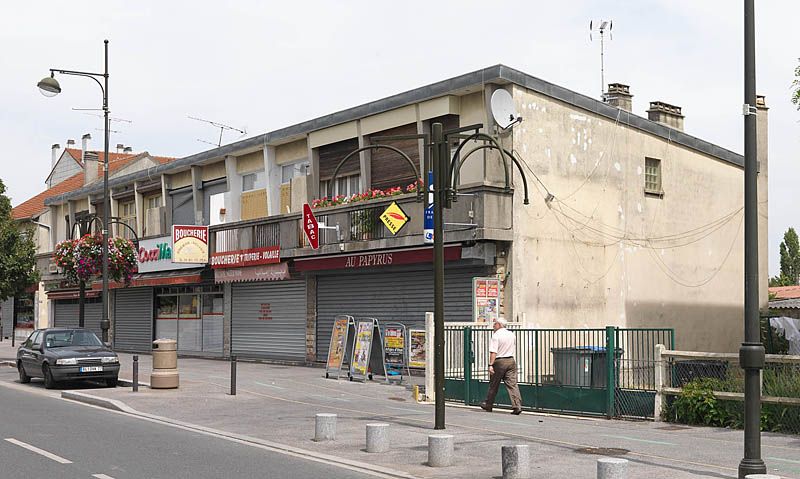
769;456;800;465
253;381;285;390
385;406;425;414
309;394;349;402
93;474;116;479
4;438;73;464
600;434;676;446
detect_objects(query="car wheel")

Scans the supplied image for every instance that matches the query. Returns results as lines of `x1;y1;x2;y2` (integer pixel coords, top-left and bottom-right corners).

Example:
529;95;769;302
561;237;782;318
17;362;30;384
42;364;56;389
106;377;118;388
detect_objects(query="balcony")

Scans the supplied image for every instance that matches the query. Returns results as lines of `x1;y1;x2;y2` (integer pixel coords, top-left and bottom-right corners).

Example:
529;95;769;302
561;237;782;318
209;185;514;259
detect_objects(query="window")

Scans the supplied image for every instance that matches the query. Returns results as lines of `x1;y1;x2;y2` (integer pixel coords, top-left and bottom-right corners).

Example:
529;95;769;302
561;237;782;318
28;331;41;349
119;200;136;239
644;157;662;196
242;170;266;192
146;194;162;211
281;162;309;184
320;174;360;199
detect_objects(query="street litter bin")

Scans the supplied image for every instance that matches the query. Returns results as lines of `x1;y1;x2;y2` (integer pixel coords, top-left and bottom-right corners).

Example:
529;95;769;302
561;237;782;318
151;339;179;389
551;346;623;388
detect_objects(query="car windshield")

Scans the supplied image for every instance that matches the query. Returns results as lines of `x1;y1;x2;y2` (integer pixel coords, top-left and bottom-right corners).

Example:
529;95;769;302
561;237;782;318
45;330;103;348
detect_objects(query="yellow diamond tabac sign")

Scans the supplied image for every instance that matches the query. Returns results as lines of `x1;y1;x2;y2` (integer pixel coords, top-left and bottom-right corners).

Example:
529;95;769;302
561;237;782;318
380;201;410;235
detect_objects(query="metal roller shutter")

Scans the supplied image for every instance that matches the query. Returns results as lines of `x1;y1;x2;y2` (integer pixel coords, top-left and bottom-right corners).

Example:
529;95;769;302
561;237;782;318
53;299;103;337
113;288;153;351
315;266;487;359
231;280;307;360
1;298;13;339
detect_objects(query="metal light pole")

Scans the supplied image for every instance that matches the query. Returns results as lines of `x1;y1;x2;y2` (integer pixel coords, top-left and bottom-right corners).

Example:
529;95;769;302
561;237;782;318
738;1;766;477
431;123;446;430
38;39;112;343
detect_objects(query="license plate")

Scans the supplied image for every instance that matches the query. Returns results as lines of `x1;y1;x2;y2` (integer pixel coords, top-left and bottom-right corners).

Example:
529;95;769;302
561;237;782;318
79;366;103;373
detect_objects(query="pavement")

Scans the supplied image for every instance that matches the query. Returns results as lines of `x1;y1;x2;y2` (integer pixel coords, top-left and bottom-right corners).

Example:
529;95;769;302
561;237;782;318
2;341;800;478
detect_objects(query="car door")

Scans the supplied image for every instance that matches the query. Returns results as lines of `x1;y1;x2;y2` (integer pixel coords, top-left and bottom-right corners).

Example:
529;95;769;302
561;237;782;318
18;331;37;372
28;332;45;377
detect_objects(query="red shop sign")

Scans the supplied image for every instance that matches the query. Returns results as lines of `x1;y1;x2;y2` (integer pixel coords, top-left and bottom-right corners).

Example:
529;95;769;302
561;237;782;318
294;245;462;272
211;246;280;269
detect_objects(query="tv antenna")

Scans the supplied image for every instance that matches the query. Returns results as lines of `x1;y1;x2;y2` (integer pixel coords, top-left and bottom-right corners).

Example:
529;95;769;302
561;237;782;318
589;19;613;100
188;115;247;147
81;112;133;124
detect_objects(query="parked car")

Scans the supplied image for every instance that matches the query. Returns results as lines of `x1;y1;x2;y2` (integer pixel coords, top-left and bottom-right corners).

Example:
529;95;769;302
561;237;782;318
16;328;120;389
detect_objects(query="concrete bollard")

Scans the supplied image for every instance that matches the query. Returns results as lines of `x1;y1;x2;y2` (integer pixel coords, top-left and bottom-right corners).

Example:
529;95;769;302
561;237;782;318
314;413;337;442
502;445;531;479
366;423;389;453
428;434;454;467
745;475;781;479
597;457;628;479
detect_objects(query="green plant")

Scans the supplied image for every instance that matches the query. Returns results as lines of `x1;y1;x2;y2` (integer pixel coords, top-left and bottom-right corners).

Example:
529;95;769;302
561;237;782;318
669;378;728;426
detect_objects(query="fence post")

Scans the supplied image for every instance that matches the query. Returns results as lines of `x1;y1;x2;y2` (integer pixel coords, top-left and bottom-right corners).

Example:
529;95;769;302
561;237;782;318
534;330;539;386
606;326;616;419
653;344;665;422
463;326;472;406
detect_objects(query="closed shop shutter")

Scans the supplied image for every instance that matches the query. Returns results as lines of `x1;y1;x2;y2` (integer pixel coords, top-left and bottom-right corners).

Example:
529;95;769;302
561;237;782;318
113;288;153;351
231;280;307;360
53;299;103;337
315;265;487;359
1;298;13;339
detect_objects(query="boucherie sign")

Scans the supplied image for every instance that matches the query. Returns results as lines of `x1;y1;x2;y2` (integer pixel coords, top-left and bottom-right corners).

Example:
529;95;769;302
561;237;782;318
211;246;280;269
137;236;197;273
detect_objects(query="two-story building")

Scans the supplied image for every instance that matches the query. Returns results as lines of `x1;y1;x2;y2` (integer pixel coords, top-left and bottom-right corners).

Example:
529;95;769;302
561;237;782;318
36;64;769;360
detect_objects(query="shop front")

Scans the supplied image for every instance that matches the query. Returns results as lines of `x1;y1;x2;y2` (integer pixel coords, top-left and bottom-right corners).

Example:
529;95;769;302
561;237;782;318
1;290;37;342
294;245;493;360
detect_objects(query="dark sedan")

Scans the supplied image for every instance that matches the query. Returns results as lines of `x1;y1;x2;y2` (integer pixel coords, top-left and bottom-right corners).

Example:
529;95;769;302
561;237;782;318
16;328;120;388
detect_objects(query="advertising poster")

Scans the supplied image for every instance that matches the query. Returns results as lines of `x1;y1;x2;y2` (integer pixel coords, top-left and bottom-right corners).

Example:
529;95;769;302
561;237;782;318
351;320;374;378
172;225;209;264
327;317;349;370
409;329;426;368
384;326;405;366
473;277;500;323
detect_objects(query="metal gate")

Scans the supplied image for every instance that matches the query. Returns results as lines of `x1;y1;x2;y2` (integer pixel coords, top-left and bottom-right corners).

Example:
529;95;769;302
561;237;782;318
113;288;153;351
53;299;103;338
1;298;13;339
316;266;486;359
444;326;675;419
231;280;307;361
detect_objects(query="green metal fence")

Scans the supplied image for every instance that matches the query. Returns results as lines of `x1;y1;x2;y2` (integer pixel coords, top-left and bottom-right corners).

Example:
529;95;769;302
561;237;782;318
444;326;675;419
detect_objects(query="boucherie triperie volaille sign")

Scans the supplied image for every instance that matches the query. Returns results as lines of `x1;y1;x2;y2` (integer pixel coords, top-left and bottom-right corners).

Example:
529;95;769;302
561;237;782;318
210;246;280;269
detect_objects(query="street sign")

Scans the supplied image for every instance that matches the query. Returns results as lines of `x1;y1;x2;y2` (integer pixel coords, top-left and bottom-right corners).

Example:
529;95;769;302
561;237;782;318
379;201;410;235
424;171;434;244
302;203;319;249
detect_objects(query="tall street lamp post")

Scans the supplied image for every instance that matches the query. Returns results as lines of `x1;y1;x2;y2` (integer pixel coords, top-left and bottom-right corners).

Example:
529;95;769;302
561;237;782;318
38;39;112;343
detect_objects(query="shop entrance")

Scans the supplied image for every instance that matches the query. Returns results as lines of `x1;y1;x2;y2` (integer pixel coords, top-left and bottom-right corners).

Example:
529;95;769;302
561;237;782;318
155;285;224;355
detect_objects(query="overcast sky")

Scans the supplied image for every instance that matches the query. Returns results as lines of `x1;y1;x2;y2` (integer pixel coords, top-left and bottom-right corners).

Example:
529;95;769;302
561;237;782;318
1;1;797;276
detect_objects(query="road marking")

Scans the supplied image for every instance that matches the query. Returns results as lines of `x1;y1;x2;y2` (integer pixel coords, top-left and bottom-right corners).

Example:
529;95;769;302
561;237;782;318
309;394;349;402
253;381;285;390
769;457;800;465
600;434;676;446
4;438;73;464
93;474;116;479
385;406;425;414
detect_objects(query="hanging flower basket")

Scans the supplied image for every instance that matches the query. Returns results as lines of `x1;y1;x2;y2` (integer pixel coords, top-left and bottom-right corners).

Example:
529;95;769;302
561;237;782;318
54;233;138;285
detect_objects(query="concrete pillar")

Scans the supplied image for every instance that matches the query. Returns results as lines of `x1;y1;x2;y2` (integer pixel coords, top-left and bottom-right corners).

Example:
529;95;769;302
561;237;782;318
224;155;242;222
134;181;144;238
365;423;389;453
501;445;530;479
265;145;280;217
191;165;203;225
314;413;336;442
597;457;628;479
427;434;453;467
357;120;371;191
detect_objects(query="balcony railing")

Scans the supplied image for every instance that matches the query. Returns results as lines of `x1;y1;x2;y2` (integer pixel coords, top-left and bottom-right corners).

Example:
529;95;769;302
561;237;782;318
209;186;514;258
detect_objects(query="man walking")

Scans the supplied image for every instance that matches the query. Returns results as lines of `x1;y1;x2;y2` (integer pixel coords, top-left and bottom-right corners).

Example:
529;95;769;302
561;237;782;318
480;317;522;415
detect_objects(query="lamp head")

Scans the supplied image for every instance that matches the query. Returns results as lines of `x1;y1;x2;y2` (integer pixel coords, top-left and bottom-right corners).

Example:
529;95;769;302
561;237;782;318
37;74;61;97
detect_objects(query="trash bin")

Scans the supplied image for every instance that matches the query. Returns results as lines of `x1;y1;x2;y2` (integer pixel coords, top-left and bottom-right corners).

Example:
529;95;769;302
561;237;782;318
151;339;179;389
551;347;623;388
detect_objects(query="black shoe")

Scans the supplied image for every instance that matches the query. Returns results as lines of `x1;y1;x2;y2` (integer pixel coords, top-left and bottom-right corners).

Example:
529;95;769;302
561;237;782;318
480;402;492;412
511;408;522;415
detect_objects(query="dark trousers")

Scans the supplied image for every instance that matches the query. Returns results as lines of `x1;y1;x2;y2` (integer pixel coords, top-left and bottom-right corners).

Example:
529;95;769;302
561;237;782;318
484;357;522;409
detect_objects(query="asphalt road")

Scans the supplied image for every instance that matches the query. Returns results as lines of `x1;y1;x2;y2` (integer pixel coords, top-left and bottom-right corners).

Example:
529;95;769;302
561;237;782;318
0;378;377;479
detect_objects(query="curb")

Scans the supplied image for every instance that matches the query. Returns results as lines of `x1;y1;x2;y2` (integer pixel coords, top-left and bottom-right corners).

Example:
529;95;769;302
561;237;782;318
1;360;15;368
62;390;420;479
118;378;151;388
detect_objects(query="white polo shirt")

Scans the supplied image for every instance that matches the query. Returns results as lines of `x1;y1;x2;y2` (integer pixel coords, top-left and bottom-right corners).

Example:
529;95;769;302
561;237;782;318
489;327;516;359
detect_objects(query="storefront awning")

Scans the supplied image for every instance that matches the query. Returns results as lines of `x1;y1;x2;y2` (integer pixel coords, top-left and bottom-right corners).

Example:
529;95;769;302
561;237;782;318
46;289;101;300
91;268;205;290
214;262;290;283
293;245;462;272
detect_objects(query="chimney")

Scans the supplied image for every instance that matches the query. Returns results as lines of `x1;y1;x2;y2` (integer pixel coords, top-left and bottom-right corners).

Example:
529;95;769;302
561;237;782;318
647;101;684;131
123;146;133;153
51;143;61;167
66;139;76;149
605;83;633;112
116;143;124;153
83;151;99;186
81;133;92;163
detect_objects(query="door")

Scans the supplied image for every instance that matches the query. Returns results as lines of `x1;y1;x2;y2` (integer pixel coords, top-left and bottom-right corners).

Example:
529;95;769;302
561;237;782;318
231;280;306;361
113;288;154;352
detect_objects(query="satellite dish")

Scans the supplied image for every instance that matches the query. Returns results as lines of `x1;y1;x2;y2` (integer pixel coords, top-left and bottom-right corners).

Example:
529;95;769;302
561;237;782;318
490;89;520;130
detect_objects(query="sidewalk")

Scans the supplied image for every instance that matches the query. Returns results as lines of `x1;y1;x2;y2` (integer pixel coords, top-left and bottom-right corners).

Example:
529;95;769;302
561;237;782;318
17;352;789;479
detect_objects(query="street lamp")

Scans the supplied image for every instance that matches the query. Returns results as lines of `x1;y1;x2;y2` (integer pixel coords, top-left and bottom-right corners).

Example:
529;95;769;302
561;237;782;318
38;39;112;344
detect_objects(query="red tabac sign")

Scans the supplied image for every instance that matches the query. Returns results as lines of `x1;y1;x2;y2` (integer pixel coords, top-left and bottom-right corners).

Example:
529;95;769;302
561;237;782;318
210;246;280;269
294;246;462;272
302;203;319;250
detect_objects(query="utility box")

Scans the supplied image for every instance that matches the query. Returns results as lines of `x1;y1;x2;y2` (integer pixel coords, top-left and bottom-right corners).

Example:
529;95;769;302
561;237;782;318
151;339;179;389
551;347;623;388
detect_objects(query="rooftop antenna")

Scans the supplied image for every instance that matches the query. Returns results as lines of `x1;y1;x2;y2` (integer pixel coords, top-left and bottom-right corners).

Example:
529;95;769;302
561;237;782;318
80;112;132;124
188;115;247;147
589;19;613;100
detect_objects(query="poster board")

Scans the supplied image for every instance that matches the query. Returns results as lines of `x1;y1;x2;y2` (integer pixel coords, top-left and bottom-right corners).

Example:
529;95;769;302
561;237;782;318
409;329;426;368
473;276;501;323
350;318;387;382
383;323;411;382
325;315;354;380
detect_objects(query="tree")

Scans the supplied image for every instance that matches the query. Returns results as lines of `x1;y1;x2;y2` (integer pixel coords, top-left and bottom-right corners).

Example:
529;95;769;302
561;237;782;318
772;227;800;286
793;59;800;110
0;179;39;302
